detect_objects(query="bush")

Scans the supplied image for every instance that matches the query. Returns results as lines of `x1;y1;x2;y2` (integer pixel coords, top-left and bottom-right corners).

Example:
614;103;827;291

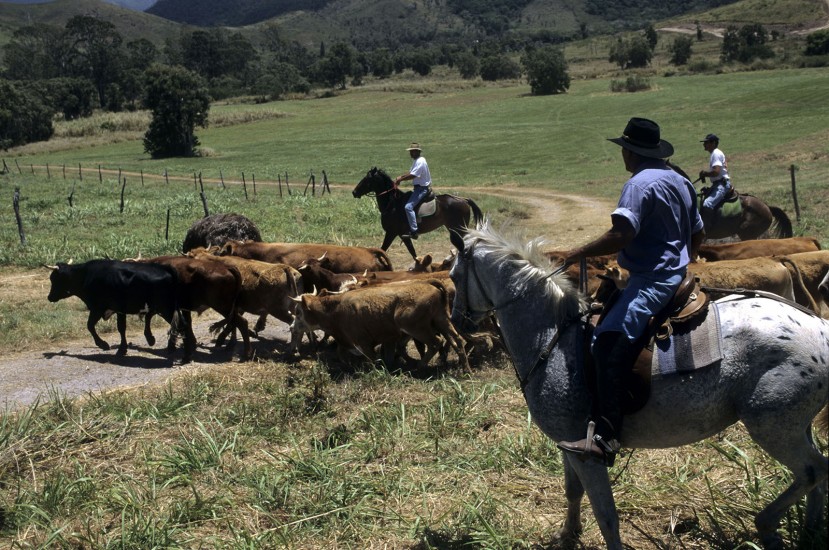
669;36;694;66
609;35;652;69
479;54;521;81
521;45;570;95
455;51;480;79
609;75;651;93
0;81;54;150
804;30;829;56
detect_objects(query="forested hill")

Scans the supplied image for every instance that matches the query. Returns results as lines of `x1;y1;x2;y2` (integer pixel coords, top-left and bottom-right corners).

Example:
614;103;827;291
146;0;742;32
147;0;332;27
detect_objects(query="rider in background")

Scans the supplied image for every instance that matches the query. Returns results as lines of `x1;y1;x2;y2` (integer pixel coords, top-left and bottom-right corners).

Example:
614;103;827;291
698;133;732;216
393;142;431;240
556;117;705;466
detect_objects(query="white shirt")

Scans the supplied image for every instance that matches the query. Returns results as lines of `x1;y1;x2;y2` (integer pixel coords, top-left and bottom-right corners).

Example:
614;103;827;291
708;148;729;183
409;156;431;187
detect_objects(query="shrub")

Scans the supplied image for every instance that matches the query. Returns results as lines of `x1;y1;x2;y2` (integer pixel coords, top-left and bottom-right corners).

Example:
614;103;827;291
669;36;694;66
609;75;651;93
0;81;54;149
479;54;521;81
804;30;829;56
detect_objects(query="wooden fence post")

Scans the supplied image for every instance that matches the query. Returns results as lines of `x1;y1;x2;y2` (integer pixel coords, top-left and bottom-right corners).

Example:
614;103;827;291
13;187;26;245
30;164;34;175
242;172;248;200
278;174;283;197
15;159;22;174
140;169;144;186
219;169;226;189
789;164;800;222
62;164;66;179
322;170;331;195
304;171;315;196
165;208;171;241
99;164;103;183
46;163;50;179
285;171;291;195
252;173;256;196
164;169;169;185
78;163;82;181
2;159;9;174
199;175;209;217
120;178;127;213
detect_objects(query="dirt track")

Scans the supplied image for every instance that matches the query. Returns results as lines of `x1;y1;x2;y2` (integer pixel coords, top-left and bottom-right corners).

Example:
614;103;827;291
0;186;612;410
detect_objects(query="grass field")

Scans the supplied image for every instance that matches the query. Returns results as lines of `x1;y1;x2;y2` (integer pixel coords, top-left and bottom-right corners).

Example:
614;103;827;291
2;34;829;549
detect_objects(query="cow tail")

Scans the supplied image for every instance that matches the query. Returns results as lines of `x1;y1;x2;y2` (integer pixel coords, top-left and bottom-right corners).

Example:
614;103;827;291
376;249;394;271
429;280;451;313
780;257;819;313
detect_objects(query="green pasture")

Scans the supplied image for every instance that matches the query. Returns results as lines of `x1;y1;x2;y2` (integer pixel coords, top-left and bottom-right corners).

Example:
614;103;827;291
7;67;828;220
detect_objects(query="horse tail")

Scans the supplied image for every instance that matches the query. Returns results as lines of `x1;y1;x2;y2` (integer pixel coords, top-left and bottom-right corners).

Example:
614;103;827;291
768;206;793;238
465;197;484;229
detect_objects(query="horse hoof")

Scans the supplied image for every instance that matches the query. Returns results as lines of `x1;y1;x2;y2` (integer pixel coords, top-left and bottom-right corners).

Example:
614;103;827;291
116;346;127;357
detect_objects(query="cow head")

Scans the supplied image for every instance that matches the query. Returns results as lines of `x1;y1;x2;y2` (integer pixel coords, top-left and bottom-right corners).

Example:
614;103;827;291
46;263;76;302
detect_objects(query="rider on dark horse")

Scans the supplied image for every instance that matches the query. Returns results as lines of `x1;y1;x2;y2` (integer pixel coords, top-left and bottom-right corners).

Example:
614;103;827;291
393;142;432;240
698;133;733;226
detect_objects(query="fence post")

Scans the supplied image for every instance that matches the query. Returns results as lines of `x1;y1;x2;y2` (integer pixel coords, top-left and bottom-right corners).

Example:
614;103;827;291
63;164;66;179
99;164;103;183
199;175;209;217
252;173;256;196
78;163;82;181
220;169;226;189
13;187;26;245
304;171;315;196
165;208;171;241
30;164;34;175
140;169;144;187
15;159;22;174
2;159;9;174
46;163;50;179
120;178;126;213
322;170;331;195
242;172;248;200
278;174;283;198
164;169;169;185
790;164;800;222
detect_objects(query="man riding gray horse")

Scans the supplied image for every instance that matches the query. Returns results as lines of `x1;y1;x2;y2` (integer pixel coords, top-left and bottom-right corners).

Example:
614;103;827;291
556;117;705;466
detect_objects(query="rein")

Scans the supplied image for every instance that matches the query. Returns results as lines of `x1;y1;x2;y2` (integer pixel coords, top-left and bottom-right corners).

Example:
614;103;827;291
459;243;586;392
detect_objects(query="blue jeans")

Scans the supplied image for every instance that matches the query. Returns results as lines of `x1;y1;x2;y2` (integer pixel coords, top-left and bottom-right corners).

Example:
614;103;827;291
703;180;731;210
594;270;684;344
405;185;429;233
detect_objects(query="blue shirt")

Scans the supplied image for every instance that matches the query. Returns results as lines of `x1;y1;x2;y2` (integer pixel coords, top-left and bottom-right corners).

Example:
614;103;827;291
612;160;703;275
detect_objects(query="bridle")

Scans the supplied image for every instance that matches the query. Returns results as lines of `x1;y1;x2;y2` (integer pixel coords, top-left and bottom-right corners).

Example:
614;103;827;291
455;241;585;393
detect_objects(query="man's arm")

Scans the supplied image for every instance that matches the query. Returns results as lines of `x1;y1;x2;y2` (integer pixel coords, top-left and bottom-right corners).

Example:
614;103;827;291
564;215;635;264
393;173;414;188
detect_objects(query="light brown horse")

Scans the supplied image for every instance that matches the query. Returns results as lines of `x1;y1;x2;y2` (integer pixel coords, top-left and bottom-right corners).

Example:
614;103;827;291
353;167;483;259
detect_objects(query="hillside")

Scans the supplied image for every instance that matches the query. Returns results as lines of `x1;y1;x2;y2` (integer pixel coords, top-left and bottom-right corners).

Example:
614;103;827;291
0;0;181;47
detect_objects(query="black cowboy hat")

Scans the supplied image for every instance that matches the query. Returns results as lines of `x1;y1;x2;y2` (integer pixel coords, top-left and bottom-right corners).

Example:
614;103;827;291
608;117;674;159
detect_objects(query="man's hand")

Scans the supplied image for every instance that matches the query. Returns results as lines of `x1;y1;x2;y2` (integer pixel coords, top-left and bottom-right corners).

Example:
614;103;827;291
698;170;706;183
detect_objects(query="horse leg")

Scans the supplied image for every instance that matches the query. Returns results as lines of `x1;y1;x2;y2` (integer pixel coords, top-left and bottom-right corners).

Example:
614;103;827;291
742;415;828;548
402;236;417;259
380;232;396;251
566;458;623;549
555;454;585;543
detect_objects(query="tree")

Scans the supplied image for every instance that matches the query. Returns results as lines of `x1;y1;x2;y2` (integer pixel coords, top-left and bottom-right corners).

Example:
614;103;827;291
805;29;829;55
479;54;521;81
669;36;694;66
0;81;54;150
142;64;209;158
63;15;125;109
369;48;394;78
521;45;570;95
721;23;774;63
2;24;65;81
315;42;356;89
455;51;480;79
609;36;652;69
409;49;434;76
643;23;658;50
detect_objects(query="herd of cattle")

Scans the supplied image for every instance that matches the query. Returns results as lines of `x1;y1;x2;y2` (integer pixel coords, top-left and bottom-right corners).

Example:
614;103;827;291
45;219;829;370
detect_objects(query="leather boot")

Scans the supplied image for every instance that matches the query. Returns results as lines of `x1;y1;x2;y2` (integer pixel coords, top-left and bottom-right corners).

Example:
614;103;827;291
557;331;632;467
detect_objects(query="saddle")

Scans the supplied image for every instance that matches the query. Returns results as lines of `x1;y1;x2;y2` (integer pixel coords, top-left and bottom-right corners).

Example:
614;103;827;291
414;187;437;218
585;272;710;414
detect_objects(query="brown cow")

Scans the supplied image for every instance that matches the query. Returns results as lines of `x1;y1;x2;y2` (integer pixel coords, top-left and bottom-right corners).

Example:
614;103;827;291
776;250;829;317
220;240;393;273
598;256;815;310
142;255;251;360
698;236;821;262
297;258;359;293
290;280;469;372
188;249;305;350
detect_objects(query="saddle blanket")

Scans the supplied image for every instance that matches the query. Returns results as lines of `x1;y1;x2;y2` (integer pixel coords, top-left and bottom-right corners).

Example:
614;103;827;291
417;199;437;219
651;302;723;377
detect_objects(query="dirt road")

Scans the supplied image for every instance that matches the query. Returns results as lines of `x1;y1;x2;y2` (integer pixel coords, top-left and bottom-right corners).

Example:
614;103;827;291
0;186;612;410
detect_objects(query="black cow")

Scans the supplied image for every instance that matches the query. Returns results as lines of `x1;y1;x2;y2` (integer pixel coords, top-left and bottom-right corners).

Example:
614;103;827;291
47;259;191;361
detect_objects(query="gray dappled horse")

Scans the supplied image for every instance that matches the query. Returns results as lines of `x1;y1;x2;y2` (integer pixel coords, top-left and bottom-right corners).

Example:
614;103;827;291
449;220;828;549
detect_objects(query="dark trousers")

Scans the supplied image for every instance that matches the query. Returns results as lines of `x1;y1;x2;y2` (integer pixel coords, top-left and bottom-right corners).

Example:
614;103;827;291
591;330;636;440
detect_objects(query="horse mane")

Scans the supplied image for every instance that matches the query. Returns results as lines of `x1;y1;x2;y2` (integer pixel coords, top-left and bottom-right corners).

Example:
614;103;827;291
464;218;587;320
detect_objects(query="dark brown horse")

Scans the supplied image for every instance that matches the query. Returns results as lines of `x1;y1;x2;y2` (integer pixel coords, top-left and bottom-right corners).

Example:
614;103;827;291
353;167;483;259
668;161;792;241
